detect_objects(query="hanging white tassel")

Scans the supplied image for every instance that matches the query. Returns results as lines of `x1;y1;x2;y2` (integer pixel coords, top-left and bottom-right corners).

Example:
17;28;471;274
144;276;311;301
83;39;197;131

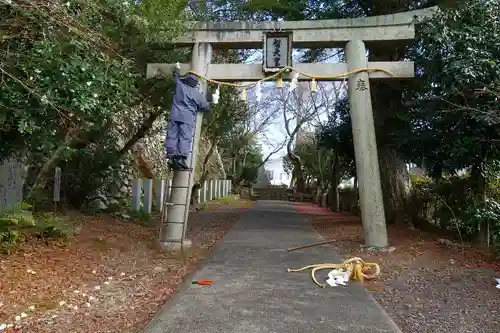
255;81;262;102
212;93;219;104
310;78;317;93
212;85;220;104
175;62;180;69
289;72;299;92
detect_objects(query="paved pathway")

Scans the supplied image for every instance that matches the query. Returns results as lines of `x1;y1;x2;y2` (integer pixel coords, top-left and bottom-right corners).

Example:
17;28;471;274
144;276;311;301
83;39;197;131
144;200;402;333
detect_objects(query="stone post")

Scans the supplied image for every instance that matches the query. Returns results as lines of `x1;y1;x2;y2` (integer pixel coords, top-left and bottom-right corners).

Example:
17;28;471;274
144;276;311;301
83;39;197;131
182;43;212;239
160;43;212;249
202;180;207;202
345;40;388;248
131;179;141;212
208;180;213;200
0;157;24;212
165;180;172;202
143;179;153;214
154;179;165;212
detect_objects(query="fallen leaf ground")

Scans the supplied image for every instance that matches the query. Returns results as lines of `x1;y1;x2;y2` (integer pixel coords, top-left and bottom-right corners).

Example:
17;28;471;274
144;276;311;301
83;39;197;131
0;199;252;333
293;202;500;333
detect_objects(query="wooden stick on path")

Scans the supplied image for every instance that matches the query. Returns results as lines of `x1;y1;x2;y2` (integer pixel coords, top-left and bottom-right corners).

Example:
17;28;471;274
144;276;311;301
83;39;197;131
287;239;336;252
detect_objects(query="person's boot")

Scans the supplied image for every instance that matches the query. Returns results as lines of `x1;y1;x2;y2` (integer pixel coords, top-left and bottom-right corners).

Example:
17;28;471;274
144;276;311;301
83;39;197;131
176;156;190;170
167;157;180;170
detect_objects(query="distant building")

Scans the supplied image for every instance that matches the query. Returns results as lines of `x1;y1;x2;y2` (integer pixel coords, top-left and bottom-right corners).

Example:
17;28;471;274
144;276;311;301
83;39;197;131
254;166;272;188
270;171;292;187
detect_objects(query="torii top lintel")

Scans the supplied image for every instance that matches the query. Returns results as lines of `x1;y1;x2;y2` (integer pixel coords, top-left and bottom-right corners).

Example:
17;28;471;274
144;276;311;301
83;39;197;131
173;7;437;49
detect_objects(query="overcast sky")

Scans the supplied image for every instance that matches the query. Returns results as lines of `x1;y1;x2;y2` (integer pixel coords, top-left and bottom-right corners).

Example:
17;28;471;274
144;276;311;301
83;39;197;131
240;48;344;185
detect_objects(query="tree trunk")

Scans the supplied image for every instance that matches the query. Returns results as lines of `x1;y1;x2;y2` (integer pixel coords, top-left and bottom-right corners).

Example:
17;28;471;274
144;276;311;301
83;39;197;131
26;127;81;198
431;163;443;183
118;109;162;156
368;37;411;225
315;178;323;206
329;185;339;212
329;155;340;212
190;183;201;208
191;141;219;206
292;163;306;193
471;164;487;203
471;164;489;246
378;146;410;224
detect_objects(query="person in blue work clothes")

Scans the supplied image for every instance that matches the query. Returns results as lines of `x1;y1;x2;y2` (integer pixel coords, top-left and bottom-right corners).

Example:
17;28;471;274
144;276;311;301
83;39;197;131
166;65;211;171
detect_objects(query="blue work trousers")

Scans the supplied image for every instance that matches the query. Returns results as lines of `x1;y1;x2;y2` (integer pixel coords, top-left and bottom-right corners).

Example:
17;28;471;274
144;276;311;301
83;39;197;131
165;120;193;158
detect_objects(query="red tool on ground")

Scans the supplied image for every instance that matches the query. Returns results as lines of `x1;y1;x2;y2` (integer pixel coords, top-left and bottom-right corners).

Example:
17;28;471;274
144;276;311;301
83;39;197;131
192;280;212;285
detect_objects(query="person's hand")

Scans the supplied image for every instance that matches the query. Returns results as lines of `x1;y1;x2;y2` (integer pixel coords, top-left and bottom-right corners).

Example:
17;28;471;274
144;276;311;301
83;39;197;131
172;62;180;73
172;66;180;80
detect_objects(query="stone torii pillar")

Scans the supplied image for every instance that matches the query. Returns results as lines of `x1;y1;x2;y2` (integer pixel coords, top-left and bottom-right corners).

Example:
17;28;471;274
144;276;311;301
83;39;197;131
346;40;387;248
159;43;212;250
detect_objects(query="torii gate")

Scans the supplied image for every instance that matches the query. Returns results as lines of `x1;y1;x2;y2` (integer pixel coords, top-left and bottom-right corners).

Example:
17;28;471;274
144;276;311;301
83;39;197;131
147;7;437;251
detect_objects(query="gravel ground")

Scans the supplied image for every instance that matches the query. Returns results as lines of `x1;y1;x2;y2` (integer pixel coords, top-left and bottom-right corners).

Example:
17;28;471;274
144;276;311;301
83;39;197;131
0;200;252;333
294;203;500;333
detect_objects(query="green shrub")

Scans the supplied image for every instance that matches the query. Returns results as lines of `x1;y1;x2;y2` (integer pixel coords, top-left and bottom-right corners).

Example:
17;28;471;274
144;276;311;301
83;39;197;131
0;202;35;229
432;176;476;233
35;213;76;241
217;195;238;204
487;176;500;201
0;202;34;252
407;174;500;253
0;203;77;252
129;209;152;225
409;173;432;186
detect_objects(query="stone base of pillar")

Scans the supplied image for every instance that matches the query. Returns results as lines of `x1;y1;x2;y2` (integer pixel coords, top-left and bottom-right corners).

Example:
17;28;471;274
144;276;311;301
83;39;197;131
360;245;396;253
158;239;193;252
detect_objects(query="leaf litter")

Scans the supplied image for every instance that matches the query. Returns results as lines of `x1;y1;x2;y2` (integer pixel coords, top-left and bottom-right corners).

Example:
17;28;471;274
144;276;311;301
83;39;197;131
0;202;251;333
301;204;500;333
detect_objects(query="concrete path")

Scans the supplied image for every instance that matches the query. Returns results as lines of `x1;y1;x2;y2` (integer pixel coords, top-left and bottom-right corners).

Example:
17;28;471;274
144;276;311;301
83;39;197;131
144;201;401;333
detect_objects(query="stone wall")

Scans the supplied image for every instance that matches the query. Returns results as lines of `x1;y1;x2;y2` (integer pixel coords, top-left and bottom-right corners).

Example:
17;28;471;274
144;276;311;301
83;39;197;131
0;157;25;212
135;114;226;182
88;110;226;210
